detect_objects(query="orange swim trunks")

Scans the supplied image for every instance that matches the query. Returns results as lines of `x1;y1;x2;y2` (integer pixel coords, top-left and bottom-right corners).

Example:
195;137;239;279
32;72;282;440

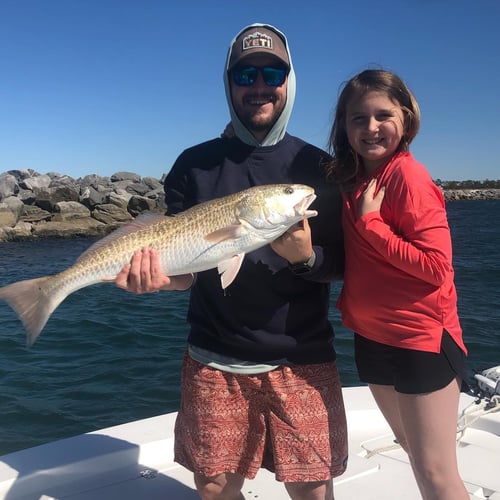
174;353;348;482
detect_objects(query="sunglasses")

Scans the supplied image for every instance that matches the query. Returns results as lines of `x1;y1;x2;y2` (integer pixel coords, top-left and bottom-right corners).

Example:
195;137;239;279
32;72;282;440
231;66;288;87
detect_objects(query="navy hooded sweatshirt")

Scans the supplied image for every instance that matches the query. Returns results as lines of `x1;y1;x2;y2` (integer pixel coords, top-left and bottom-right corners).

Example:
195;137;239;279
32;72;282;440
163;24;344;364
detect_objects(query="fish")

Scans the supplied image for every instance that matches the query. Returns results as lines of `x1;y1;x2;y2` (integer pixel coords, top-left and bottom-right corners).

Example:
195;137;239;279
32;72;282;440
0;184;317;346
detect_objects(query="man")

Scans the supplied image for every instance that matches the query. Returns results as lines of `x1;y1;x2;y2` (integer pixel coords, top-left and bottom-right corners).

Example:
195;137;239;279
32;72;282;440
116;24;347;500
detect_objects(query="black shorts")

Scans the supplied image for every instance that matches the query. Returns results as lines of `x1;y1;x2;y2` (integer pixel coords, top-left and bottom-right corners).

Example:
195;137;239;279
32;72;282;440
354;331;467;394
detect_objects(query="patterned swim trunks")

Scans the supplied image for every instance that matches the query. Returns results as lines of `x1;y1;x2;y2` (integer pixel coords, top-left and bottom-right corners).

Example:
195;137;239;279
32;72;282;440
174;353;348;482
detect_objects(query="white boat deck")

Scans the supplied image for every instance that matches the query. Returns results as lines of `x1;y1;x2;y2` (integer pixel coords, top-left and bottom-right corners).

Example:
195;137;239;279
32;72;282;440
0;386;499;499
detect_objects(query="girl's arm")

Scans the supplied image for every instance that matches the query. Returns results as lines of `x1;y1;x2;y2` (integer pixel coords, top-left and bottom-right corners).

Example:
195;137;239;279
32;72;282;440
357;178;453;286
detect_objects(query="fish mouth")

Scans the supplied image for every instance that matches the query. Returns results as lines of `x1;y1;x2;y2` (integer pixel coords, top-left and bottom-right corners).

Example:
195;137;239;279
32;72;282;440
294;193;317;218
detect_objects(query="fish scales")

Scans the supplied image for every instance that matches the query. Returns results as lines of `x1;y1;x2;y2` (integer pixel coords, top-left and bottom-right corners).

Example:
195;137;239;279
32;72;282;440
56;192;244;286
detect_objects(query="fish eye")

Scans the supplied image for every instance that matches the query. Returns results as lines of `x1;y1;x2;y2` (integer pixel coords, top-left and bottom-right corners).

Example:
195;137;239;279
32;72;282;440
284;186;294;194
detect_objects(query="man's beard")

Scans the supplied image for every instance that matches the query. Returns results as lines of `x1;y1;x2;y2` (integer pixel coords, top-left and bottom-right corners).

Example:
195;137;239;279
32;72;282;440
239;108;281;136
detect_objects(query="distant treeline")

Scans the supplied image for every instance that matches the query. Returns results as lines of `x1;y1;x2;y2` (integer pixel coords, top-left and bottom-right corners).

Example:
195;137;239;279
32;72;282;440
435;179;500;189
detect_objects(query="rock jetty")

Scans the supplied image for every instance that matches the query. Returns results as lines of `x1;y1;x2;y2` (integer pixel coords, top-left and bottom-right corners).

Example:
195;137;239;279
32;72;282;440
0;170;499;242
0;170;166;242
441;189;500;201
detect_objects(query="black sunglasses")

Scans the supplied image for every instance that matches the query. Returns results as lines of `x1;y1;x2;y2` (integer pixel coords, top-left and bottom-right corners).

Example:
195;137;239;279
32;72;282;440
231;65;288;87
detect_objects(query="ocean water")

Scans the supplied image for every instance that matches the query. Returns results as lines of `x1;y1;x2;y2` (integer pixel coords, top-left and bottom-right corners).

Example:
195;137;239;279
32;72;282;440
0;200;499;455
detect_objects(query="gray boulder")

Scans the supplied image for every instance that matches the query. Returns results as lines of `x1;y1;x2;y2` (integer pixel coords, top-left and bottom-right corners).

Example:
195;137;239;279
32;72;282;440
0;173;19;201
128;195;157;216
108;189;132;210
53;201;91;221
34;184;80;211
20;174;51;191
32;218;108;239
110;172;141;183
21;205;52;223
92;204;133;225
0;197;24;226
80;185;108;208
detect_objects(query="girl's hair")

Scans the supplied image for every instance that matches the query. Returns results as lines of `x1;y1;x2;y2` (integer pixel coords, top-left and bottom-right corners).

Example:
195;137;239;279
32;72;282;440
326;69;421;187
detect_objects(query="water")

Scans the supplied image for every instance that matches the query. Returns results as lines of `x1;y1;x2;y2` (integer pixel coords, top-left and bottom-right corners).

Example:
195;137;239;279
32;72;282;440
0;200;498;455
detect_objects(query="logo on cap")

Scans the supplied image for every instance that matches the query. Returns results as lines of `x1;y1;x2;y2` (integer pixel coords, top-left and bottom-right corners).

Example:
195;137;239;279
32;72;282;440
242;31;273;52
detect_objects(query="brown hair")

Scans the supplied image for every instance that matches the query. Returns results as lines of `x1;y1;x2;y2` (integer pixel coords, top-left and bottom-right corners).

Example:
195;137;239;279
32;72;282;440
326;69;421;188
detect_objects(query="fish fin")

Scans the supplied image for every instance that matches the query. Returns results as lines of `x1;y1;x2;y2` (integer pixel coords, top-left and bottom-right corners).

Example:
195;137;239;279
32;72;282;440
78;213;171;261
217;253;245;289
205;224;245;244
100;276;117;282
0;276;62;347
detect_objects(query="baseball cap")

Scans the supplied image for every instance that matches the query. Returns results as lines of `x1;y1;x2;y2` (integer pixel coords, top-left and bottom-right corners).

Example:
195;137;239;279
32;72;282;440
228;26;289;69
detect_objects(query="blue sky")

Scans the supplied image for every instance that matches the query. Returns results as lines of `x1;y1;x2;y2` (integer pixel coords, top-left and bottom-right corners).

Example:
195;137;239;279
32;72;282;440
0;0;498;181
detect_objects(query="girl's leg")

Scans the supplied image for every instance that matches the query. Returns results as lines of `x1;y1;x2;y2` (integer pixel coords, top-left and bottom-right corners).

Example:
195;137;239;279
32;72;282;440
368;384;408;450
371;378;468;500
397;376;468;500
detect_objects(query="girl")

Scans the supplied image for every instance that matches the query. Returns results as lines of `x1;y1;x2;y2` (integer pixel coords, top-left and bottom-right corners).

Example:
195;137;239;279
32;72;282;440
326;69;469;500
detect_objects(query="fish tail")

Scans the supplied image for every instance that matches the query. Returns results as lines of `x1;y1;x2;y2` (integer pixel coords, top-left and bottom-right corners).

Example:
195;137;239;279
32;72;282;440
0;276;61;347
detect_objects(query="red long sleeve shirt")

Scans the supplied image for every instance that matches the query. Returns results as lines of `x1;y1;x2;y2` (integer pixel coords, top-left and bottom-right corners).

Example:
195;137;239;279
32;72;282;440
338;152;467;354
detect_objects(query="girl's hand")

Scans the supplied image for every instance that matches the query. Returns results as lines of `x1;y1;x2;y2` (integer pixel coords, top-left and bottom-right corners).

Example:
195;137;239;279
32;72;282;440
359;178;385;218
220;122;235;139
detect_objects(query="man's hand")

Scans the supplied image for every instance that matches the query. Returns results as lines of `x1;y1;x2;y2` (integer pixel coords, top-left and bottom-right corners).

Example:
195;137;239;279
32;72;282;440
271;219;314;265
114;247;194;293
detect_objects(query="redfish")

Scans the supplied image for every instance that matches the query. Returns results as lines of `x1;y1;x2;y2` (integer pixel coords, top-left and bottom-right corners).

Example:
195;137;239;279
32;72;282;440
0;184;317;346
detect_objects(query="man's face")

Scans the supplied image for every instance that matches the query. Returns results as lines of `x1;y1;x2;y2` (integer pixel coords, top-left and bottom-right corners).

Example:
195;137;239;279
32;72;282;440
229;55;288;142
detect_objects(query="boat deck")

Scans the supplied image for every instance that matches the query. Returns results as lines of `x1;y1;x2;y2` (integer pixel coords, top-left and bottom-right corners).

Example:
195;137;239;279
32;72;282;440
0;387;499;499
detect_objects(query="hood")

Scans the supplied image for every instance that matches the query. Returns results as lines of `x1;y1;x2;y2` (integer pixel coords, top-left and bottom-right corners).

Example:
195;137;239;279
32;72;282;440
223;23;296;147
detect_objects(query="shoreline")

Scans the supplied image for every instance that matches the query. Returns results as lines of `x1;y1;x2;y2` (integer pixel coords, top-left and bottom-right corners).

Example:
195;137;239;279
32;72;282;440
443;188;500;201
0;169;499;242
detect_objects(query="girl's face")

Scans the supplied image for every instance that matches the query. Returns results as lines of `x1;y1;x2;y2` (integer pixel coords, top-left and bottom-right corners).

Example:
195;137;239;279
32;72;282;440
345;90;405;173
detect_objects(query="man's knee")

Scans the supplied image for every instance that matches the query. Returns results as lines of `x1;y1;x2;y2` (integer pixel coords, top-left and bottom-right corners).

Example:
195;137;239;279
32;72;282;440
194;472;245;500
285;479;334;500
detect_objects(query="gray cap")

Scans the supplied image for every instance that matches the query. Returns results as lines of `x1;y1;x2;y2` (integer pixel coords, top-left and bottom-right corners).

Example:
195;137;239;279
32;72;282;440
228;26;290;69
